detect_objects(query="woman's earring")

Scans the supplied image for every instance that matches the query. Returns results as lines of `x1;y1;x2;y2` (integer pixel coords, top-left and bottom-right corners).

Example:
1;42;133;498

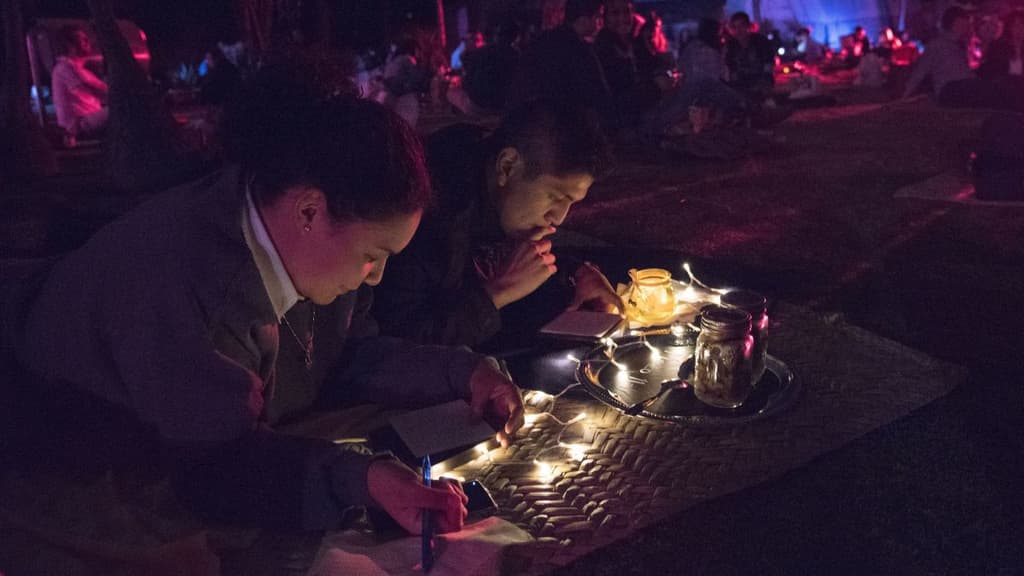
303;223;312;232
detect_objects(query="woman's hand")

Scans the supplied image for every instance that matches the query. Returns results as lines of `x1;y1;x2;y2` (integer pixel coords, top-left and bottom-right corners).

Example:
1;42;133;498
468;360;525;448
367;459;468;534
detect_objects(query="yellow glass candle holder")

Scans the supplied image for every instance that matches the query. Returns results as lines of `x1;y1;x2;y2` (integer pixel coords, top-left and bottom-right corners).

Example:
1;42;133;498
625;268;676;325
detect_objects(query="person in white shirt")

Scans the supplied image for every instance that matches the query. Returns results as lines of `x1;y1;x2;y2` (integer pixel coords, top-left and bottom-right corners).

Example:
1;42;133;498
906;6;1024;111
902;6;976;101
51;25;109;138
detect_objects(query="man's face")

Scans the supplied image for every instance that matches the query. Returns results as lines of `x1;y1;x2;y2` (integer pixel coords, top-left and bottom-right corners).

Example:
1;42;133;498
288;204;422;305
731;19;751;41
70;30;92;57
605;1;635;38
578;6;605;40
496;166;594;241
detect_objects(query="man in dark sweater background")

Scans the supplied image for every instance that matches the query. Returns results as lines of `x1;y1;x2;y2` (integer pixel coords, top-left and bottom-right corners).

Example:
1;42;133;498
373;100;621;351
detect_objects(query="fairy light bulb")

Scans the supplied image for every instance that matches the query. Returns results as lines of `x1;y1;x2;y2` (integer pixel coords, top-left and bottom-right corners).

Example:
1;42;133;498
615;369;630;386
566;444;587;461
678;284;701;302
534;460;558;483
642;338;662;360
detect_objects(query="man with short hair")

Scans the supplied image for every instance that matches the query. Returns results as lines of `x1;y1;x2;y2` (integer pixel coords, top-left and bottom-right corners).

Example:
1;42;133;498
373;101;622;350
724;11;776;97
51;25;109;138
903;6;977;102
508;0;611;117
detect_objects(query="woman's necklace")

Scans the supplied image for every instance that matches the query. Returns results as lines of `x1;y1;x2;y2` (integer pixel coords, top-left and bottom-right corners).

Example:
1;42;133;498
280;308;316;370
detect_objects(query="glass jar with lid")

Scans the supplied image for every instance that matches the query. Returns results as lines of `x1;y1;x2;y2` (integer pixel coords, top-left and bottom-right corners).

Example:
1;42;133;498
720;290;769;385
693;305;754;408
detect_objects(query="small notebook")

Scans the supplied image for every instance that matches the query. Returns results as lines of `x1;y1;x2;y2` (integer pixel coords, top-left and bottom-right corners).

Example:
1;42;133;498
388;400;496;458
538;310;623;341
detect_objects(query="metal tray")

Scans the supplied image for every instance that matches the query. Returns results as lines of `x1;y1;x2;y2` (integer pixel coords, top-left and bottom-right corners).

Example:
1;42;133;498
577;333;799;425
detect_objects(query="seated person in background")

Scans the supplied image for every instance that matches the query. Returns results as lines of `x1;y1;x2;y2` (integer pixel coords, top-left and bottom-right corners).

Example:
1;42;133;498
596;3;745;139
680;18;729;82
903;6;1022;110
373;101;621;350
794;27;827;65
979;10;1024;82
595;0;661;130
903;6;976;102
640;57;749;139
875;26;903;61
378;35;432;126
198;42;243;105
11;60;523;535
841;26;871;67
508;0;612;120
51;24;109;139
456;20;523;113
724;12;775;98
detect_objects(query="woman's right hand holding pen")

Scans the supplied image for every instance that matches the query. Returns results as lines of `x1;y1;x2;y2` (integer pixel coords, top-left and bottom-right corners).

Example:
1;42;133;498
367;459;468;534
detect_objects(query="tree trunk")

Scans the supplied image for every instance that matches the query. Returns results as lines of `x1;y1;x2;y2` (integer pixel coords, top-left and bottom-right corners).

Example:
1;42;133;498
1;0;55;187
84;0;206;193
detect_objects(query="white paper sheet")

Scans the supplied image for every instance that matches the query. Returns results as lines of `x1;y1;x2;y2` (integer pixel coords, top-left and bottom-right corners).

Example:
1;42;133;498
538;310;623;340
388;400;496;458
308;517;533;576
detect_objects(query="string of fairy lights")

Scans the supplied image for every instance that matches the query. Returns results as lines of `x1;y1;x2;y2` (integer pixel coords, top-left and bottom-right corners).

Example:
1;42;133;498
438;263;731;485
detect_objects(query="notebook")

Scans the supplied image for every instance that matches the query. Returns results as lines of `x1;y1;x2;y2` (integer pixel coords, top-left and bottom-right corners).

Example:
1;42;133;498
538;310;623;341
388;400;496;459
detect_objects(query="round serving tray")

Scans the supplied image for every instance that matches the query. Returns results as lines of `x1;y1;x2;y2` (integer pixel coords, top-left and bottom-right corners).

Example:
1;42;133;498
577;333;799;425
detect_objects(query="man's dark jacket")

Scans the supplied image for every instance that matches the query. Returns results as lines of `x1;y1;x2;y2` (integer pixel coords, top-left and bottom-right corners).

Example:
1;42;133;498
373;125;574;351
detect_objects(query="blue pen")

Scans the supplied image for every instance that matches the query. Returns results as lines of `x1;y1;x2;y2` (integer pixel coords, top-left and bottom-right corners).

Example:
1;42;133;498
422;454;433;573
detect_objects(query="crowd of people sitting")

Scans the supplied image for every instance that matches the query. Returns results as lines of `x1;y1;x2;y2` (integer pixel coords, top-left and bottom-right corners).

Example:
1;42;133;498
362;1;1024;154
49;1;1024;156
